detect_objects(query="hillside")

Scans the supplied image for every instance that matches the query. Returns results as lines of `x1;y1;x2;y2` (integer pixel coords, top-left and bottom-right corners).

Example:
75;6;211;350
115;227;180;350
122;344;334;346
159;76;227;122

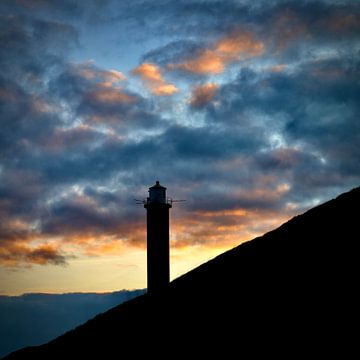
4;187;358;358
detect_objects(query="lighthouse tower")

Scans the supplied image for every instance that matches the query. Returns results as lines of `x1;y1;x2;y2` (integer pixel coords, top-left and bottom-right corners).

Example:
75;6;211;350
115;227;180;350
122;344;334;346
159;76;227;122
144;181;172;294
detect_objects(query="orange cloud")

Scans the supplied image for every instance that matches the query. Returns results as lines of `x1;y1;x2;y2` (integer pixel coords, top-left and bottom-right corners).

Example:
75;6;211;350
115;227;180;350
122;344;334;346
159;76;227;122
102;69;127;82
189;83;218;108
0;242;67;267
75;63;126;88
87;87;136;104
270;64;288;73
152;83;178;96
175;50;225;74
132;63;178;96
196;209;248;217
171;207;291;250
78;67;98;80
214;31;264;59
132;63;162;82
170;30;264;75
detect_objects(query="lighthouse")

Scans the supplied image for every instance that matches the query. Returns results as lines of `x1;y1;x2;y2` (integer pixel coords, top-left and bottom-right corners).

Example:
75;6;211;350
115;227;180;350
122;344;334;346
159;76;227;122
144;181;172;294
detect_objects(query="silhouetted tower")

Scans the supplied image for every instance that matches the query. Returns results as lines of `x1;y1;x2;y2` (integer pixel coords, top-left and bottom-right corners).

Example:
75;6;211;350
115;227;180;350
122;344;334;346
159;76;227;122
144;181;172;294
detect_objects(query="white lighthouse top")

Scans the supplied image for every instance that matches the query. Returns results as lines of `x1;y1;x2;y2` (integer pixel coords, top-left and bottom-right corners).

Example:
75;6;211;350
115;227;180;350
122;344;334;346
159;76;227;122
148;180;167;203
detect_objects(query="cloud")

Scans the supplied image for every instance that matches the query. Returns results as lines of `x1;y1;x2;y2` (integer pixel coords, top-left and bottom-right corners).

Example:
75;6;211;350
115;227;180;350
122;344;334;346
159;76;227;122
132;63;178;96
51;62;131;103
323;13;360;34
111;0;263;40
169;30;264;74
37;187;148;249
142;40;202;67
39;126;101;152
26;245;67;265
0;243;67;267
0;14;78;158
73;62;127;86
0;0;359;270
171;205;292;249
212;59;360;195
137;1;360;76
270;64;288;73
0;0;110;21
267;9;310;51
188;83;218;109
50;62;166;133
171;49;225;75
86;87;136;105
213;30;264;59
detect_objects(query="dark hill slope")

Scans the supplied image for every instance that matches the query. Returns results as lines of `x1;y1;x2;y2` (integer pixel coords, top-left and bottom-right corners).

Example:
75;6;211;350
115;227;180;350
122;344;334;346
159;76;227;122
4;187;359;358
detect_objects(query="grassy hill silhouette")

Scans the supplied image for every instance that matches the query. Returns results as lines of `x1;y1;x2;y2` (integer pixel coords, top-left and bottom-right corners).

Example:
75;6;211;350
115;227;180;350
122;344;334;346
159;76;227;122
3;187;358;358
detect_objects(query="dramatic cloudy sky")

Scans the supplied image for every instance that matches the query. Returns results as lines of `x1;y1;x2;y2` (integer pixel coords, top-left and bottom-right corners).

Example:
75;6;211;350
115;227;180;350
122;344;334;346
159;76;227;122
0;0;359;295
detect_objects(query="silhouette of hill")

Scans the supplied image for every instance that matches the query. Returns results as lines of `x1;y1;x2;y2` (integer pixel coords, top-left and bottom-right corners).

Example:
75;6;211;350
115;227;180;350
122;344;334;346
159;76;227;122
3;187;358;358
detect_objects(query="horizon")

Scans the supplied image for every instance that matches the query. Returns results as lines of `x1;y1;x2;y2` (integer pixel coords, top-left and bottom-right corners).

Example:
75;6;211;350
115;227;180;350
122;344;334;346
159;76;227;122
1;0;360;296
0;289;145;297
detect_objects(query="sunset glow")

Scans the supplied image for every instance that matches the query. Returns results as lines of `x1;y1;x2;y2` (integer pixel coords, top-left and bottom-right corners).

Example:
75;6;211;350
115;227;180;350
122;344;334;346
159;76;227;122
0;0;359;295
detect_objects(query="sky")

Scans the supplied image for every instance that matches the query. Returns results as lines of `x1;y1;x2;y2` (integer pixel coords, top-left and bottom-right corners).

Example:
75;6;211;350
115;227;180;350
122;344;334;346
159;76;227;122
0;0;359;295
